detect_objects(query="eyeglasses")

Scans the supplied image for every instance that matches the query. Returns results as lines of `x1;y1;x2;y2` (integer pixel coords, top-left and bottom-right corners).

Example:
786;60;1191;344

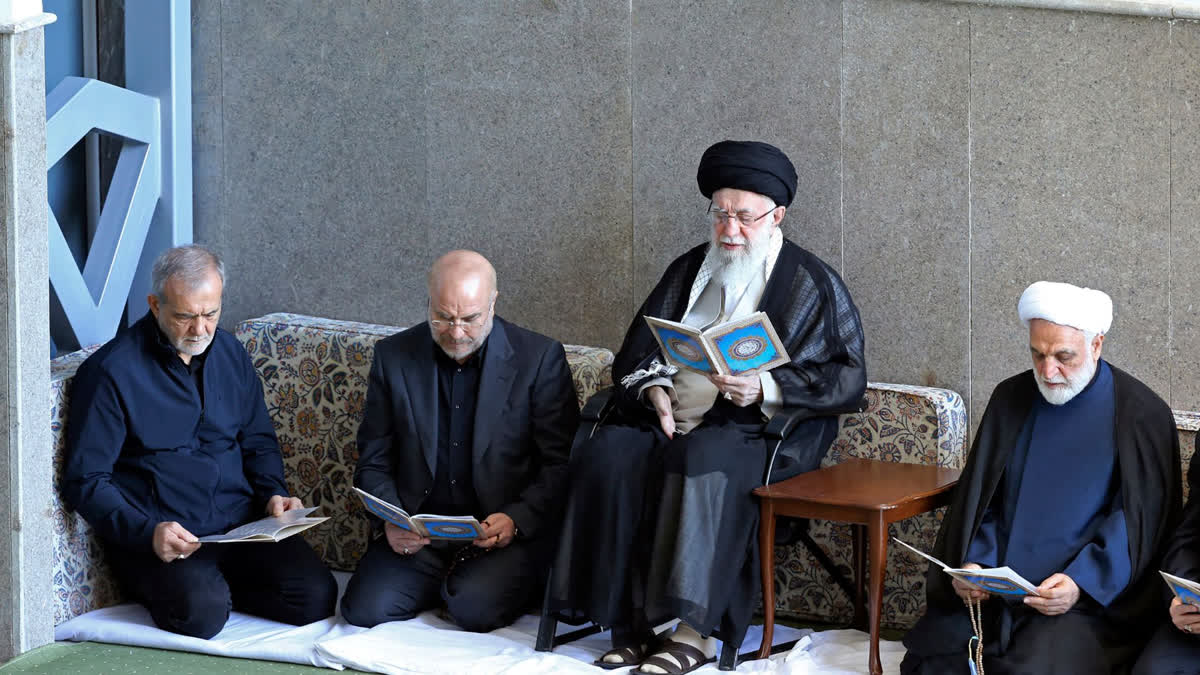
708;201;780;227
429;300;494;332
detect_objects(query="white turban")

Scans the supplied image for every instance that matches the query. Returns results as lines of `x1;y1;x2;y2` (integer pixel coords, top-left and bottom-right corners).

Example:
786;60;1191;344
1017;281;1112;335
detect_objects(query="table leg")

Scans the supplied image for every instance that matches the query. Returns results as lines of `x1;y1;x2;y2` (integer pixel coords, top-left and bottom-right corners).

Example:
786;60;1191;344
756;498;777;660
852;523;866;629
866;513;886;675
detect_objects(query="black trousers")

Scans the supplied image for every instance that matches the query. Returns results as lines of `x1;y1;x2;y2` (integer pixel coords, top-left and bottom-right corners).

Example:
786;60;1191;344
340;535;544;632
107;535;337;639
1131;622;1200;675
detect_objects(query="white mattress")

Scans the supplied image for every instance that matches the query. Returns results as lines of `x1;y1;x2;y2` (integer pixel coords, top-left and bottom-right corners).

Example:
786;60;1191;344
54;570;904;674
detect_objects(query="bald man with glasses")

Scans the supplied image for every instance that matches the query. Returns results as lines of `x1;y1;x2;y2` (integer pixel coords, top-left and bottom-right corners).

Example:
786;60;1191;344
340;250;579;632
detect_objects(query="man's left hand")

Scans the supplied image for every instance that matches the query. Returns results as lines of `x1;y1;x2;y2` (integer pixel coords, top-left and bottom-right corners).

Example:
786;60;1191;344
1024;573;1080;616
265;495;304;517
474;512;517;549
708;373;762;407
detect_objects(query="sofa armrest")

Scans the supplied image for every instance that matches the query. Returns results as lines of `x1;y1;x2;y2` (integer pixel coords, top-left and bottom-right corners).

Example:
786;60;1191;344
762;396;869;483
764;396;869;441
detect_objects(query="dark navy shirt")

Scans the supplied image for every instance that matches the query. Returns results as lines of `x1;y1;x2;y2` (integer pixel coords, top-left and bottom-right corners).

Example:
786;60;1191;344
424;341;484;517
63;312;290;552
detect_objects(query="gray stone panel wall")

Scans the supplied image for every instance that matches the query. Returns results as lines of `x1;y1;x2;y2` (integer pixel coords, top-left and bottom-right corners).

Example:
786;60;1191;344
422;1;632;348
193;0;1200;429
198;0;430;335
1172;22;1200;415
190;0;221;286
968;7;1171;429
193;0;632;349
630;0;842;310
841;0;971;405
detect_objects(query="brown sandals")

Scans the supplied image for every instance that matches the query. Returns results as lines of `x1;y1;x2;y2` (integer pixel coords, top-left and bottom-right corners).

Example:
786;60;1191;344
631;640;715;675
594;639;656;670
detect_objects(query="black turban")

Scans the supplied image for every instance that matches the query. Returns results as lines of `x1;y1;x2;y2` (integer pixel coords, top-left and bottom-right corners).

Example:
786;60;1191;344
696;140;798;207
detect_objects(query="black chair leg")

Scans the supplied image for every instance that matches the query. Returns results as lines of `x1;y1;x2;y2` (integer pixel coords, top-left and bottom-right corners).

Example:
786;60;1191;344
535;569;557;652
717;640;737;671
717;615;744;671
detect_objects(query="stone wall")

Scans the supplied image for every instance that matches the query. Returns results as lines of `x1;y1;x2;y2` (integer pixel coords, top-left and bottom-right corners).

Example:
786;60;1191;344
192;0;1200;430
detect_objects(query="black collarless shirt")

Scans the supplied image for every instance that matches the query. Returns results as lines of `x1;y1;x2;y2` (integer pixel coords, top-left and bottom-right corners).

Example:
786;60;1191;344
424;340;486;517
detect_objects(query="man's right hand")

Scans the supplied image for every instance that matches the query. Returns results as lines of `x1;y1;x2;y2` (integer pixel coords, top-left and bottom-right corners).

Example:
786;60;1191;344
384;521;431;556
952;563;990;604
645;385;675;439
1170;596;1200;635
153;521;201;563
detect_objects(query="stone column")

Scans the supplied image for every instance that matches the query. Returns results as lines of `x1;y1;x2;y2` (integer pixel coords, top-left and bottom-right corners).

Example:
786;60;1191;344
0;0;55;661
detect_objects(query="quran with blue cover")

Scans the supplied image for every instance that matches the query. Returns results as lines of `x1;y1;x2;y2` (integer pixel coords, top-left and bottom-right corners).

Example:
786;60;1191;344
353;487;484;540
1162;571;1200;606
644;311;790;376
894;537;1042;597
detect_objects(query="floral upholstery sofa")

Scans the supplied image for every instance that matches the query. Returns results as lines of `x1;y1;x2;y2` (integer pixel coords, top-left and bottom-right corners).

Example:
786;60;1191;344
49;312;976;633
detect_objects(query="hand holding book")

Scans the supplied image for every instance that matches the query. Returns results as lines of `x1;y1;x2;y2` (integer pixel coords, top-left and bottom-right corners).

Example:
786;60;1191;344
1159;572;1200;634
353;487;484;541
893;537;1041;598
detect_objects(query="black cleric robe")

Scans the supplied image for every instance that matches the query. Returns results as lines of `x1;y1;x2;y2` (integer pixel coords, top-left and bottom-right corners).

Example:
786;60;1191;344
612;238;868;481
903;365;1181;675
1130;441;1200;674
548;238;866;649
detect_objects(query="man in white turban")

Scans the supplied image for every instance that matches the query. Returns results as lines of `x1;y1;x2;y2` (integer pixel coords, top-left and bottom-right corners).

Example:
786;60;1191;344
901;281;1181;674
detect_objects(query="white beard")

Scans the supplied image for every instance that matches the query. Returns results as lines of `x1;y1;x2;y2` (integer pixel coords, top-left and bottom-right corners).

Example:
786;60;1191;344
710;231;771;289
1035;353;1098;405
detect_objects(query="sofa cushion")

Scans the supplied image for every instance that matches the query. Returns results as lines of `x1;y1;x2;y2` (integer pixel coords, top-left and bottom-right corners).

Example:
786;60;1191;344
1177;411;1199;503
51;344;123;625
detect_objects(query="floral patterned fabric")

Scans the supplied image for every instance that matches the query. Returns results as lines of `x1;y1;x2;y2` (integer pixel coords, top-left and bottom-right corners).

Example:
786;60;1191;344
48;315;1198;632
1177;411;1198;503
50;344;122;625
768;382;969;631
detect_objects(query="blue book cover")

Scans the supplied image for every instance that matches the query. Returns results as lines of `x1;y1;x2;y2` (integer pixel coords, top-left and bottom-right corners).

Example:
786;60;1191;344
353;487;484;540
1162;571;1200;606
644;311;789;376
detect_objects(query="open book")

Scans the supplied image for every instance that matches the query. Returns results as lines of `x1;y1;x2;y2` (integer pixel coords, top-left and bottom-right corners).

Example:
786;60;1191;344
644;311;789;376
197;506;328;543
353;487;484;540
894;537;1041;597
1161;571;1200;606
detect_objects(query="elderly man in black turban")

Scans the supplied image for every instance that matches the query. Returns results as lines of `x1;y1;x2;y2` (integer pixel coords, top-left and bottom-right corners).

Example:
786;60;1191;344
547;140;867;674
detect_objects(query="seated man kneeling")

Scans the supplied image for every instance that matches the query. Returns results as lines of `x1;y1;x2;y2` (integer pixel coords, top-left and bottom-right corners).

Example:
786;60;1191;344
902;281;1181;674
340;250;579;631
1132;438;1200;674
63;245;337;639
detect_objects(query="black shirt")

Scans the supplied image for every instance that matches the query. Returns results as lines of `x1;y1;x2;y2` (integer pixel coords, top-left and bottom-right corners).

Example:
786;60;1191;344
424;340;486;517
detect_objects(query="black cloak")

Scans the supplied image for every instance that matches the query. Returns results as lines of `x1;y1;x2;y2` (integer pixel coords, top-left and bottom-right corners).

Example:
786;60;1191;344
923;366;1181;639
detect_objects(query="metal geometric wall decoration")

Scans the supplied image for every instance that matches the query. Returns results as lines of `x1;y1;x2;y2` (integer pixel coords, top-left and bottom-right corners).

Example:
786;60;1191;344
44;0;191;351
46;76;160;348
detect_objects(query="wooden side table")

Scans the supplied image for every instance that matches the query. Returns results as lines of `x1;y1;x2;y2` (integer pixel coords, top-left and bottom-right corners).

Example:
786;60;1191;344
753;457;960;675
